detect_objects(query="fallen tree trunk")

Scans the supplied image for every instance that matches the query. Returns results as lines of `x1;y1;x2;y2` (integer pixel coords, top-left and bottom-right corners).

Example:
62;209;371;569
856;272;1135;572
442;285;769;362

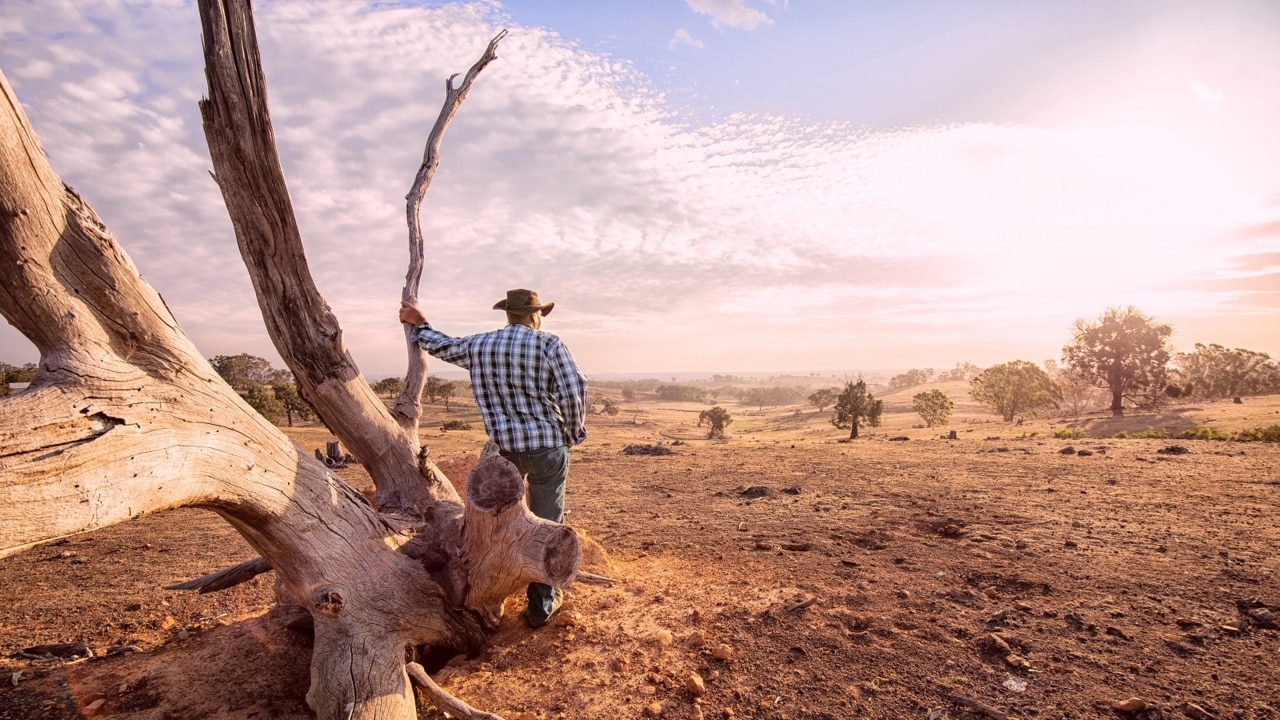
0;3;578;718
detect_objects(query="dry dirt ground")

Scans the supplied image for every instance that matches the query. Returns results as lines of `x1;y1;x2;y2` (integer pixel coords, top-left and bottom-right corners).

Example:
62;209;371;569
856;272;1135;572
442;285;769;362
2;387;1278;720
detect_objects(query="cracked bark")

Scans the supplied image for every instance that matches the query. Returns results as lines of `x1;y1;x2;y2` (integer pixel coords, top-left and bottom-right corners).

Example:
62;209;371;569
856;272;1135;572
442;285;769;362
0;3;579;719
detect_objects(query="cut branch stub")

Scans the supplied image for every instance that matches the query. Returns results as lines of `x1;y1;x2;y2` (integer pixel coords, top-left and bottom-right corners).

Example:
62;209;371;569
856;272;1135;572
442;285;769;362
460;455;580;626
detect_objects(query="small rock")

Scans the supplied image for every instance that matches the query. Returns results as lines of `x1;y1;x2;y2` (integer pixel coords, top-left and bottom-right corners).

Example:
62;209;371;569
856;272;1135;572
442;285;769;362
988;633;1012;654
1183;702;1215;720
712;643;734;663
686;630;707;648
687;672;706;696
1114;697;1152;712
740;486;773;498
84;698;106;712
1004;654;1031;669
645;701;665;717
158;616;177;631
654;629;675;646
1059;447;1077;454
781;485;802;495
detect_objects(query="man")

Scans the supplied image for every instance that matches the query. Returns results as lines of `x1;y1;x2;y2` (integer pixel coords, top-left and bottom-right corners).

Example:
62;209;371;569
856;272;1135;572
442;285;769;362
398;289;587;627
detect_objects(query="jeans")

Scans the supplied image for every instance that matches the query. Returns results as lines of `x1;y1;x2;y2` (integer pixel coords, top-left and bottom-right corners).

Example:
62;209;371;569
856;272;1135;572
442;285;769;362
499;445;570;620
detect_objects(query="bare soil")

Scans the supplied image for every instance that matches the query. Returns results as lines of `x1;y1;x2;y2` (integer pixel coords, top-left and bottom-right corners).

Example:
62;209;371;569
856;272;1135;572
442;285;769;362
3;389;1279;720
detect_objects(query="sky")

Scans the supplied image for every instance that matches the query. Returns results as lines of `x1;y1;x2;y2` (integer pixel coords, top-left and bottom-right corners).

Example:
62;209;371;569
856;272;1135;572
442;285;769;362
1;0;1278;378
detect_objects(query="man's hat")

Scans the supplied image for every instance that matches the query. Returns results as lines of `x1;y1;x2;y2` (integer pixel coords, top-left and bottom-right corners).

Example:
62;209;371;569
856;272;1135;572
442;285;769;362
493;288;555;316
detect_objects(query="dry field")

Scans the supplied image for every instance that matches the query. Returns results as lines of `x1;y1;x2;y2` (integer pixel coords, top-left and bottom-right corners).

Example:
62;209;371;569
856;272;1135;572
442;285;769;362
2;384;1278;720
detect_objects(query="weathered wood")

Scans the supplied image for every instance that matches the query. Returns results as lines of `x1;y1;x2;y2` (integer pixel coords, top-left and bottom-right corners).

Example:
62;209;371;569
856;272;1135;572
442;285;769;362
197;0;456;518
393;29;508;428
946;692;1009;720
408;662;505;720
165;557;273;593
0;5;578;720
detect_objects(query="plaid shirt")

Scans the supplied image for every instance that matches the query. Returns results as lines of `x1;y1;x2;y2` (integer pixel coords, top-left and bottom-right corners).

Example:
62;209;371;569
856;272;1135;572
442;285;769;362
412;322;587;452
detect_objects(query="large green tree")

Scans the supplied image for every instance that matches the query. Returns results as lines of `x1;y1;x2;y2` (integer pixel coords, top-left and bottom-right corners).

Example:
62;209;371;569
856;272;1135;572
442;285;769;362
912;388;954;428
1062;306;1173;416
1173;343;1280;400
831;379;883;440
969;360;1062;422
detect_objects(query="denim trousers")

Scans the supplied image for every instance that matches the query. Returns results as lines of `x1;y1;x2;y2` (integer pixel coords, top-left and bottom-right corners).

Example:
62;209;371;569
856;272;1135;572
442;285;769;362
499;445;570;618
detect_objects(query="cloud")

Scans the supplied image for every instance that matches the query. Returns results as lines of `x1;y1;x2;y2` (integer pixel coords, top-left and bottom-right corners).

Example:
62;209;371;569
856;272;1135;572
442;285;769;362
1;0;1274;375
685;0;773;31
670;28;705;50
1189;80;1224;107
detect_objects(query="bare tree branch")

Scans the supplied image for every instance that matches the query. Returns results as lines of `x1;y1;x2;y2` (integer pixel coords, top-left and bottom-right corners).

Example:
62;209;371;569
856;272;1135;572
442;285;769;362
394;29;509;427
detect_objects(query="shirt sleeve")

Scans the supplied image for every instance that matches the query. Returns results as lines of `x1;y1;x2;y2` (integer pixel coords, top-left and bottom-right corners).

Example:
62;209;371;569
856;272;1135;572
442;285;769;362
548;338;587;446
411;323;471;369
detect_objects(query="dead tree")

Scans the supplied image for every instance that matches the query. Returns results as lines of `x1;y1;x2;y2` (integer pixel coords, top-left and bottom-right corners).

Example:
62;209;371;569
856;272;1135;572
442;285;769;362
0;2;578;719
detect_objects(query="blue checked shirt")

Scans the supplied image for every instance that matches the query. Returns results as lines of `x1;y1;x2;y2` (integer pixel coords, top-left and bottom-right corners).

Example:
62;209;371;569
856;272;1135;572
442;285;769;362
411;322;587;452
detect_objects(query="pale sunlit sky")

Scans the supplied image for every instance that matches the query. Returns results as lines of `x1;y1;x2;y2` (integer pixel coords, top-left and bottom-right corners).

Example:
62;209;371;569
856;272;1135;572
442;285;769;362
1;0;1278;377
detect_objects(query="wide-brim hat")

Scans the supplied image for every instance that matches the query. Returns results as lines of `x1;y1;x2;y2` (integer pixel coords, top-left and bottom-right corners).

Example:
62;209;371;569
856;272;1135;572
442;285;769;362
493;288;555;316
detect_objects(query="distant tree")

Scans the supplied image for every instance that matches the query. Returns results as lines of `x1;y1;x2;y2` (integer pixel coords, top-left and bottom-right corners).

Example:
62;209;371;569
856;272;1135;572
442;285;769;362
741;386;804;409
888;368;935;390
371;376;404;397
437;380;457;412
1173;343;1280;400
655;383;708;403
1;361;37;384
698;406;733;439
211;353;286;392
912;389;954;428
621;387;636;402
808;387;839;412
271;382;314;427
970;360;1061;422
1044;359;1107;417
243;383;285;424
831;379;883;440
939;361;981;382
600;397;620;416
423;375;451;404
1062;306;1173;417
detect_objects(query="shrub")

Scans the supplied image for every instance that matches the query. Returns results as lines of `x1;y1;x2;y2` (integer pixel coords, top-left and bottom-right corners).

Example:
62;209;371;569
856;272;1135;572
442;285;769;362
1053;428;1088;439
441;420;472;431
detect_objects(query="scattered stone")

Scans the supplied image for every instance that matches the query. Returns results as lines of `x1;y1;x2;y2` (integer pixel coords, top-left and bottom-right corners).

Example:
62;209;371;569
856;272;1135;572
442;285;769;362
782;542;812;552
650;629;674;646
1156;445;1190;455
645;700;665;717
781;485;802;495
1077;449;1094;457
159;616;177;631
987;633;1012;654
1002;676;1027;693
1183;702;1216;720
623;443;674;456
1005;654;1031;669
84;698;106;712
1059;447;1077;455
740;486;773;499
712;643;734;663
1237;597;1278;629
889;436;909;442
687;672;706;697
1114;697;1153;712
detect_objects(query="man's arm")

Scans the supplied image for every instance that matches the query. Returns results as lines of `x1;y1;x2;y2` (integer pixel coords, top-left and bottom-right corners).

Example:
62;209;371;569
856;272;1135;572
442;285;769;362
548;339;587;446
399;301;470;368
